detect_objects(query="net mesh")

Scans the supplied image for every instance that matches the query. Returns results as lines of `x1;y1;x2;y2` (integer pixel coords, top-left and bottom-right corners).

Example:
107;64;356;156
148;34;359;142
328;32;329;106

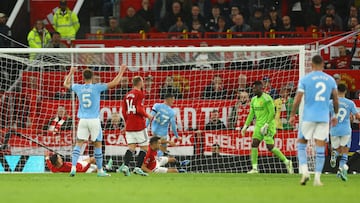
0;46;304;173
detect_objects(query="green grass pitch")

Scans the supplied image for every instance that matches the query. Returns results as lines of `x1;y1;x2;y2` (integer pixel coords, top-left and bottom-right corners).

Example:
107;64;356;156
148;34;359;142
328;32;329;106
0;173;358;203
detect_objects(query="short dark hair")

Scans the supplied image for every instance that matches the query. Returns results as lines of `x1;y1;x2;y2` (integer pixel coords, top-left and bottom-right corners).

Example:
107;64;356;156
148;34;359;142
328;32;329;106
337;83;347;93
312;55;324;65
52;31;61;36
164;93;174;99
149;136;161;145
50;154;59;166
83;69;93;80
132;76;143;86
253;80;263;86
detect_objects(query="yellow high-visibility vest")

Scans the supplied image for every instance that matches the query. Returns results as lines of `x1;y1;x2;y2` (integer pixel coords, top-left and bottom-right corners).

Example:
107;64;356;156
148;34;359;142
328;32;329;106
53;8;80;40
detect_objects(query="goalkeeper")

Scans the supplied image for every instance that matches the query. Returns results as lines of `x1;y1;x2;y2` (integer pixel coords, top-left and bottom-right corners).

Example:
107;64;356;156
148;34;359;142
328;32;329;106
241;80;293;174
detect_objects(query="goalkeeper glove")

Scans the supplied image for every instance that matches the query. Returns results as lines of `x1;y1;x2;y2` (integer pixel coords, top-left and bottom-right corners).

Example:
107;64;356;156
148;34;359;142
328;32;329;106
260;123;269;135
241;125;248;136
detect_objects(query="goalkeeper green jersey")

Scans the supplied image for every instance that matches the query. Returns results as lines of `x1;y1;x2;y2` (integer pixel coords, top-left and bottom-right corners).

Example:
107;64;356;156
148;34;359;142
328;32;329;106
245;93;275;128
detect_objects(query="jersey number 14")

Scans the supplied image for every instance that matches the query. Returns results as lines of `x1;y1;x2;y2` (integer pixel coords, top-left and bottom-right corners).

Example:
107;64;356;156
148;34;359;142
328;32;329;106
126;99;137;114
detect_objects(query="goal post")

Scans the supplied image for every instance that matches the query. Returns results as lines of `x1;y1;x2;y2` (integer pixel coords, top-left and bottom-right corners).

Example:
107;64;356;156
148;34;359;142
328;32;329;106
0;45;306;173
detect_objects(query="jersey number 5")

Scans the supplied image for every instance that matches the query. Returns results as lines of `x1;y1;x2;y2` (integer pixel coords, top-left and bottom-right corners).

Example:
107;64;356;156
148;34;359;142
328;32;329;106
126;99;137;114
82;93;92;108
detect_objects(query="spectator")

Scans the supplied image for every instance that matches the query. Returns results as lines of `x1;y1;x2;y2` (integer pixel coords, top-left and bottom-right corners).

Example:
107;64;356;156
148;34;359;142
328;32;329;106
114;76;131;100
212;143;220;156
144;75;157;100
153;0;173;30
202;75;228;99
159;1;187;32
0;12;11;47
230;14;252;38
137;0;155;28
326;37;357;69
160;76;183;99
205;109;226;130
215;0;231;18
259;16;273;37
228;74;252;99
288;0;307;29
93;73;110;100
194;0;212;19
189;19;205;38
121;7;149;33
319;4;343;31
305;0;326;29
262;76;278;99
347;16;360;31
278;15;296;37
345;5;360;31
43;106;73;134
228;91;250;130
104;17;122;39
248;8;264;32
187;5;205;29
274;86;294;130
228;5;241;27
168;17;189;33
53;0;80;41
46;31;67;48
268;6;281;30
212;16;229;38
192;41;221;69
319;15;341;32
27;20;51;48
103;112;125;130
205;5;222;32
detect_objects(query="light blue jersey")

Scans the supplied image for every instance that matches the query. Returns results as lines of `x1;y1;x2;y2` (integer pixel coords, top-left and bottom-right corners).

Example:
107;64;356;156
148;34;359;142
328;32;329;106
147;103;179;138
71;83;108;119
298;71;337;122
330;97;359;136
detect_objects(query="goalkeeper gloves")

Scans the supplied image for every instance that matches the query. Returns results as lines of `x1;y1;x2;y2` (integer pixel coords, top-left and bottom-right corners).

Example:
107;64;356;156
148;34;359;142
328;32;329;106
241;125;248;136
260;123;269;135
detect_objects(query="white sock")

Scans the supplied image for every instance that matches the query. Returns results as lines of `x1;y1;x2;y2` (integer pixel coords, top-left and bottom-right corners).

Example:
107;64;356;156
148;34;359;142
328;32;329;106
252;164;258;170
314;172;321;182
71;166;76;171
300;164;309;175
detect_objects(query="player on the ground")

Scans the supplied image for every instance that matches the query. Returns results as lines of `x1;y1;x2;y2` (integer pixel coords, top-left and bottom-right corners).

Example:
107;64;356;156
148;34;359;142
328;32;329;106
141;136;189;174
63;65;127;177
146;93;181;156
119;76;153;176
329;84;360;181
241;80;293;174
290;55;339;186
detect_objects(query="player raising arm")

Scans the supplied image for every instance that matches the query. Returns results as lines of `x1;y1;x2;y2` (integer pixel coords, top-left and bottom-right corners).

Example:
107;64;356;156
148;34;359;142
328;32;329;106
329;84;360;181
241;80;293;174
63;65;127;177
119;76;153;176
290;55;339;186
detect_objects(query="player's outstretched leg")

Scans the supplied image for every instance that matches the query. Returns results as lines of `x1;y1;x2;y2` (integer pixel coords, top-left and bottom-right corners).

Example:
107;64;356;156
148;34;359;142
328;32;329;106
297;142;309;185
70;145;81;177
330;150;338;168
133;149;148;176
337;154;348;181
271;147;293;174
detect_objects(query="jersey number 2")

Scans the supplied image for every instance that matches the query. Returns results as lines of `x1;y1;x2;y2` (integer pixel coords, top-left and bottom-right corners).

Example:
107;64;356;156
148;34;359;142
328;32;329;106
315;82;326;101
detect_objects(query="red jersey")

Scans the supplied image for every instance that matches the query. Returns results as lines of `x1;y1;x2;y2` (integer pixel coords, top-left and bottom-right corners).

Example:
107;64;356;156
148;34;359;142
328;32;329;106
46;159;90;173
330;55;352;69
143;146;158;171
122;88;148;131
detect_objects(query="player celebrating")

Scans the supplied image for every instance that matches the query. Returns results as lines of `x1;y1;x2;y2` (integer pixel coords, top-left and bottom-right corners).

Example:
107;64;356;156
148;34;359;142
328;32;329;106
63;65;127;177
147;93;181;156
329;84;360;181
141;136;188;174
290;55;339;186
119;76;153;176
241;80;293;174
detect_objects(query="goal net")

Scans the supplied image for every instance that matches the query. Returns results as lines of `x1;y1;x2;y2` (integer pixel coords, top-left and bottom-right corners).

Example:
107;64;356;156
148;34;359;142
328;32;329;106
0;46;306;173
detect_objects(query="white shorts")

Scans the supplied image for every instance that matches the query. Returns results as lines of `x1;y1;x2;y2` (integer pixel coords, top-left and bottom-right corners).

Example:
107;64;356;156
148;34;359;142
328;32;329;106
153;157;169;173
77;119;102;142
301;122;329;141
126;128;149;146
331;135;351;149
